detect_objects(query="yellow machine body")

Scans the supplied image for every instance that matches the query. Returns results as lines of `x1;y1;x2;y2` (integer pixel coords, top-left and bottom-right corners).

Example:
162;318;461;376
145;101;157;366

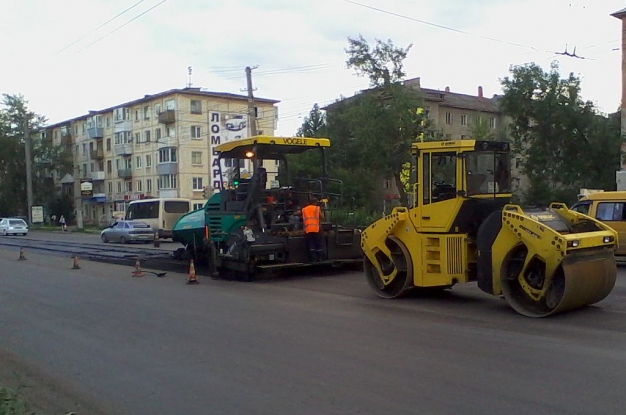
361;140;617;317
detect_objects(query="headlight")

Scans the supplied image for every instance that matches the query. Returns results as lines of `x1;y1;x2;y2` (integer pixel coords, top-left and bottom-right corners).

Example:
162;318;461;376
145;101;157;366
567;240;580;248
604;236;615;243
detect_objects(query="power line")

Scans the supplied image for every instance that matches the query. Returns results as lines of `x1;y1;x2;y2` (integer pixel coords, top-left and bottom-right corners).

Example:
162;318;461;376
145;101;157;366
57;0;146;54
341;0;542;51
74;0;169;55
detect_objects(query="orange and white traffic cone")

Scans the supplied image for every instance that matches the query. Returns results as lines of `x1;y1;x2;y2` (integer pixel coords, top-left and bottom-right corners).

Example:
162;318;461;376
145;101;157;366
132;257;145;278
186;259;199;285
18;247;26;261
71;256;81;269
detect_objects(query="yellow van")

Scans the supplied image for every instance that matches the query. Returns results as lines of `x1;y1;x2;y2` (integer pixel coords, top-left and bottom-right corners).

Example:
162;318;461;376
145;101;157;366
571;191;626;256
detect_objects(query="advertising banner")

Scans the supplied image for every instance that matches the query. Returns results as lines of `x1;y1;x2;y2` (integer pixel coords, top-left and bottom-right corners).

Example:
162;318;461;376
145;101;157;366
209;111;249;190
80;179;93;197
31;205;44;223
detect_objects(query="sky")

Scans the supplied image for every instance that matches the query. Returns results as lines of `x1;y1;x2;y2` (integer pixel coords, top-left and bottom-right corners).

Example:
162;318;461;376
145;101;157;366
0;0;624;136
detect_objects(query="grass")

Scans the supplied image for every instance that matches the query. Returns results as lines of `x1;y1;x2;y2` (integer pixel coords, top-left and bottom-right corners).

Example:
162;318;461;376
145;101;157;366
0;387;33;415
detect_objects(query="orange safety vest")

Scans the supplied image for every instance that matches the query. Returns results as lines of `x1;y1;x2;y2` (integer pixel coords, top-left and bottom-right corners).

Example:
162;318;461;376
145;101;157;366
302;204;321;233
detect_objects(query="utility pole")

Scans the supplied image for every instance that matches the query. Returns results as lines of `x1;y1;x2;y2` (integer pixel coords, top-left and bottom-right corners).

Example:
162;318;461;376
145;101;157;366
23;119;34;224
245;66;258;136
73;159;84;230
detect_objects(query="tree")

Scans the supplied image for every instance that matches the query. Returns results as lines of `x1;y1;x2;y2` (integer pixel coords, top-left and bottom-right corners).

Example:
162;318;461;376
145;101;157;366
500;62;621;205
330;35;430;207
0;94;72;217
296;103;326;138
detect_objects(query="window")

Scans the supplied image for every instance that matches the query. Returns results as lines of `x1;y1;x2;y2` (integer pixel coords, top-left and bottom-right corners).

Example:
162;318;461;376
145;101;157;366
90;163;94;173
383;179;392;189
135;156;142;169
136;180;143;192
165;99;175;110
143;106;150;120
166;126;175;138
108;182;113;193
124;158;132;169
154;103;162;115
190;100;202;114
114;132;132;145
158;174;178;189
423;152;457;204
106;117;111;128
125;181;132;192
445;112;453;124
192;177;203;190
191;151;202;165
596;203;626;221
145;130;151;143
158;148;177;163
114;108;130;121
135;132;141;144
191;126;202;139
117;182;122;193
82;124;85;133
135;110;139;122
193;202;204;210
164;201;189;213
82;164;87;175
155;128;161;140
106;138;111;151
571;202;591;216
115;159;120;169
82;143;87;154
490;117;497;129
460;114;467;126
445;134;452;140
146;179;152;192
146;154;152;167
107;160;112;173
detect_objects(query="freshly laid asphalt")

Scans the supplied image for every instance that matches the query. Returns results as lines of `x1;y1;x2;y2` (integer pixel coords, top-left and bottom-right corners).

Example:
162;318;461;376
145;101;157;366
0;246;625;415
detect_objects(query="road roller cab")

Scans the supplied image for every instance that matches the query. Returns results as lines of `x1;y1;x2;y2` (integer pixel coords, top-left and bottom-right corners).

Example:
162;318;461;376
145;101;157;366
361;139;618;317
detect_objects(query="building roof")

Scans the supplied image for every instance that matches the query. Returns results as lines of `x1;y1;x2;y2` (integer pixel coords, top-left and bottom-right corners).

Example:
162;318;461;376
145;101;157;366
45;87;280;129
611;7;626;18
322;79;501;114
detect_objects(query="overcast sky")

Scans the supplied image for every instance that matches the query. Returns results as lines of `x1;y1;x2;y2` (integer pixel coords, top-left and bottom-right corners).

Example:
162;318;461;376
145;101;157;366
0;0;623;135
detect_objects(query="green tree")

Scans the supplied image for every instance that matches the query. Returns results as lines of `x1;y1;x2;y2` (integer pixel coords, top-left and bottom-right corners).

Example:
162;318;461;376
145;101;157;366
0;94;72;217
499;62;621;205
328;35;429;207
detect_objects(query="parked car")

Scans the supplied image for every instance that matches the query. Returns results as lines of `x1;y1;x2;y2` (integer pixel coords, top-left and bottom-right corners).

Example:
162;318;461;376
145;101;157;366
100;220;154;244
225;115;246;131
0;218;29;236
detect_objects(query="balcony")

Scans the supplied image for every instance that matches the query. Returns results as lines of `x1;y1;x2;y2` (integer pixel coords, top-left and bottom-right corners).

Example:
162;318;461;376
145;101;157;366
117;168;132;179
114;143;133;156
91;171;106;181
90;149;104;160
87;127;104;139
156;162;178;175
114;120;132;133
158;110;176;124
157;136;178;148
61;135;73;145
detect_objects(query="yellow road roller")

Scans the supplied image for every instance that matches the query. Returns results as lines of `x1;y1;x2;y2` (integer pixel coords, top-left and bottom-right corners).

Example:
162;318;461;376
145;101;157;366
361;140;617;317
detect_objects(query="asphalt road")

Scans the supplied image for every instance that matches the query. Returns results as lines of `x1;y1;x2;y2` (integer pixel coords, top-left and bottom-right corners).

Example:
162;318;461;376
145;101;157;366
1;247;625;415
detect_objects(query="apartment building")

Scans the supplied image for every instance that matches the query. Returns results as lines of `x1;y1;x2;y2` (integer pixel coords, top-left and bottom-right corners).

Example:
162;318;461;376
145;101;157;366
45;87;279;223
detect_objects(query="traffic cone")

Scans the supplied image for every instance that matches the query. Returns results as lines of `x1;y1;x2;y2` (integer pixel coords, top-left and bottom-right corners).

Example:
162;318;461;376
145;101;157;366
153;232;160;248
71;256;81;269
132;257;145;278
18;247;26;261
186;259;199;284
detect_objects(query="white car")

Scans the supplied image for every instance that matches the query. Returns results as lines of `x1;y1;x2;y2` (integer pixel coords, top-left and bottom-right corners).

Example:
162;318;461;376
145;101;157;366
0;218;29;236
225;116;246;132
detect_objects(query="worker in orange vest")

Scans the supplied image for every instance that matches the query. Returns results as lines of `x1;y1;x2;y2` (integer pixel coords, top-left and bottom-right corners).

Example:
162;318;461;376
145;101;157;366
301;197;325;262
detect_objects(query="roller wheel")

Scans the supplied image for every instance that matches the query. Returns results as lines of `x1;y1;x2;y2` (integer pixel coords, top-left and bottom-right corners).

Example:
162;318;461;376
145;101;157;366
364;237;413;299
501;248;565;317
500;245;616;317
